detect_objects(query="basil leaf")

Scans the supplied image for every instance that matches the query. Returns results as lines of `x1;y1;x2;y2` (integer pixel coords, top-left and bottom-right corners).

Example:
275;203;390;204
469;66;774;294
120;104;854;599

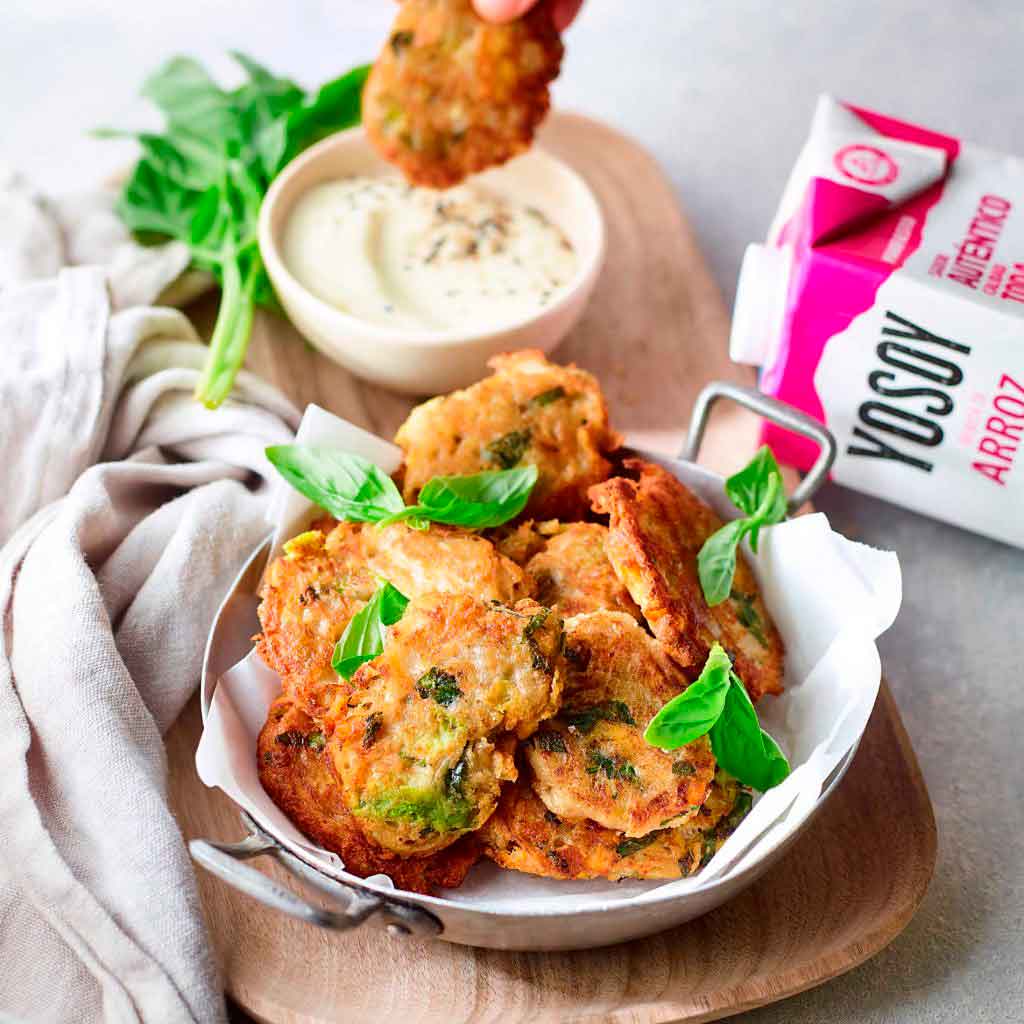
697;445;788;604
696;519;749;607
709;671;790;791
332;582;409;680
643;644;733;749
266;446;405;522
394;465;538;529
725;445;786;522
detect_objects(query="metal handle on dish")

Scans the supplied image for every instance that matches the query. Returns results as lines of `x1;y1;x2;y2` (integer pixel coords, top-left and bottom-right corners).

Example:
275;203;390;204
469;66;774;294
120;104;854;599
681;381;837;513
189;811;443;938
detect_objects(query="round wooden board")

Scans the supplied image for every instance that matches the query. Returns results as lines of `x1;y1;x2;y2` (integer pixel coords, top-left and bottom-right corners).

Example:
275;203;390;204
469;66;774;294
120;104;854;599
165;112;936;1023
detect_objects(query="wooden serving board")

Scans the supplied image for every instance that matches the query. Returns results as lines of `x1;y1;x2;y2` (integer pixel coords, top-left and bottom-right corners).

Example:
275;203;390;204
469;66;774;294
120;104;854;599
164;112;936;1023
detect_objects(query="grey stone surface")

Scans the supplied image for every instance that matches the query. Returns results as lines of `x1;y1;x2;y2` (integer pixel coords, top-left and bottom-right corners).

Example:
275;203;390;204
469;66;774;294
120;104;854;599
5;2;1022;1020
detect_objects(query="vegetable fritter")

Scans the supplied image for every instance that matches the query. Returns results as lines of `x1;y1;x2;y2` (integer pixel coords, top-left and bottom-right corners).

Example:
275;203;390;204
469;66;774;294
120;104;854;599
363;0;563;188
255;520;377;714
255;518;529;713
395;349;619;520
527;611;715;836
590;460;785;702
481;771;750;881
525;522;642;620
326;593;564;856
257;697;479;893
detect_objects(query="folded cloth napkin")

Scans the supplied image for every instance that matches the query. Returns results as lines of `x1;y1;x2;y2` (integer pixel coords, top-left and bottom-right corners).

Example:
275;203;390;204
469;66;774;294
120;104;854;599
0;171;299;1023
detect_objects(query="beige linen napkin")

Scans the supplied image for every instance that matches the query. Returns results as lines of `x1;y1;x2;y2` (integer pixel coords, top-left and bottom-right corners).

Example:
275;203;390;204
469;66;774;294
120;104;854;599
0;171;299;1023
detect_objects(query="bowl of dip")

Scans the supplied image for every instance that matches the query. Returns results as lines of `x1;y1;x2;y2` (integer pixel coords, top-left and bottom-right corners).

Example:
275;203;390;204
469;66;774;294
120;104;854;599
258;126;605;394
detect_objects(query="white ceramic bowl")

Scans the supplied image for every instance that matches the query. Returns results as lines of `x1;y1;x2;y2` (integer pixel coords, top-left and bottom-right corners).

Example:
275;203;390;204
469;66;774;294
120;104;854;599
258;127;606;395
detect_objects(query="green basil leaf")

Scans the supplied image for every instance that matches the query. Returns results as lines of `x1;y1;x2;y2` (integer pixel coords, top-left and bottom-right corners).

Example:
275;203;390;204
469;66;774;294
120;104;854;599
725;445;786;522
709;672;790;791
332;582;409;680
266;445;405;522
697;518;749;607
396;465;538;529
283;64;371;163
643;644;732;749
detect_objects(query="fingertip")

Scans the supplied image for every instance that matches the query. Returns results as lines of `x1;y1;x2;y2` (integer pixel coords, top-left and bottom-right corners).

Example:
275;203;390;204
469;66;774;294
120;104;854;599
473;0;537;24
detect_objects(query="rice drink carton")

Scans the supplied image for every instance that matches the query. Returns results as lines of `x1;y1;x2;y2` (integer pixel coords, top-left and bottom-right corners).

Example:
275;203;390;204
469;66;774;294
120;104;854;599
731;95;1024;548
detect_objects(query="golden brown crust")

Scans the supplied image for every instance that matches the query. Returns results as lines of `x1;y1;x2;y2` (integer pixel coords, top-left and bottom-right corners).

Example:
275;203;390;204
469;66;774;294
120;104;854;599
257;697;479;894
525;522;641;621
526;611;715;836
480;773;747;881
325;593;564;857
363;0;563;188
589;460;785;701
395;349;620;520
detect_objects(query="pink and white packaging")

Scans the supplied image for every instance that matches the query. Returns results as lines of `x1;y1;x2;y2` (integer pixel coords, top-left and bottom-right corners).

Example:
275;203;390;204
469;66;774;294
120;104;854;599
732;95;1024;548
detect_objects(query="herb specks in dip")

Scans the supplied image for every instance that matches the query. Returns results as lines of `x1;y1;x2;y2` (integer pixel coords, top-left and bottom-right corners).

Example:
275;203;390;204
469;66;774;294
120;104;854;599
282;177;577;331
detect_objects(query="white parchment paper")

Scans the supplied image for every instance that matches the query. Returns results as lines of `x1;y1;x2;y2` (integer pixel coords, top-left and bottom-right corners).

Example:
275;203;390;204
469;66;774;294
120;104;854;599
196;405;902;912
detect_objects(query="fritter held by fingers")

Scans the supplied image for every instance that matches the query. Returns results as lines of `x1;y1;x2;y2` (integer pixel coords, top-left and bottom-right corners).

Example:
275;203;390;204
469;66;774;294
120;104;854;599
526;611;715;837
589;459;785;701
257;697;479;893
395;349;620;520
327;593;564;857
480;772;750;881
363;0;563;188
255;518;530;713
524;522;642;621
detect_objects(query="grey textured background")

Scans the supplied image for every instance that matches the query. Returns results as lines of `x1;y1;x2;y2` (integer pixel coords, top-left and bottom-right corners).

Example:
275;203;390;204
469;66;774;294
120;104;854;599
4;2;1022;1021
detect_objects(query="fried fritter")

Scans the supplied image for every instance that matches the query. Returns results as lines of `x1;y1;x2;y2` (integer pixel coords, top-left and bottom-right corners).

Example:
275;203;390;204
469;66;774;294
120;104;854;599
327;593;564;856
525;522;641;620
590;460;785;702
489;518;554;566
395;350;619;519
257;697;479;894
526;611;714;836
363;0;563;188
255;518;529;713
480;772;749;881
255;520;377;715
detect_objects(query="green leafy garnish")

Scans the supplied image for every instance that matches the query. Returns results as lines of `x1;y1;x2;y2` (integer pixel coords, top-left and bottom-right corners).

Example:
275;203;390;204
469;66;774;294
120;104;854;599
697;446;787;606
486;429;532;468
387;466;538;529
415;668;463;707
585;750;639;784
644;643;790;792
534;731;568;753
267;445;538;532
332;581;409;680
266;447;405;522
562;701;636;734
615;831;665;858
103;54;370;408
529;386;567;408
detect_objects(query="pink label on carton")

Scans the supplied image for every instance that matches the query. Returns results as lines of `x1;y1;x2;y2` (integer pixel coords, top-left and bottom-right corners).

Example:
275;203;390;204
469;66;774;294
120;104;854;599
733;95;1023;548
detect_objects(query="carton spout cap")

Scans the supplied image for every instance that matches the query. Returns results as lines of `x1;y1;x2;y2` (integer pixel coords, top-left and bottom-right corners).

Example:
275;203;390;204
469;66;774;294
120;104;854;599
730;243;790;368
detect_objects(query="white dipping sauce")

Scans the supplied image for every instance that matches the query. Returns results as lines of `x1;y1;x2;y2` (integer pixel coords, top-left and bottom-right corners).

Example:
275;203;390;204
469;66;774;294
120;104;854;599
282;177;578;332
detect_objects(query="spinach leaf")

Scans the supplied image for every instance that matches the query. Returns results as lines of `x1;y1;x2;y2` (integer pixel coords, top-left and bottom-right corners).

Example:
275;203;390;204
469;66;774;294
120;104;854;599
709;671;790;792
332;581;409;680
486;429;532;469
104;54;369;409
643;643;732;749
266;446;405;522
697;445;787;605
415;668;463;707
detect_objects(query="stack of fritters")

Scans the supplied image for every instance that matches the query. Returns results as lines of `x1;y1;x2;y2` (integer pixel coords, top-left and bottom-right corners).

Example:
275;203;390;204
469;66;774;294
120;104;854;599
256;350;783;893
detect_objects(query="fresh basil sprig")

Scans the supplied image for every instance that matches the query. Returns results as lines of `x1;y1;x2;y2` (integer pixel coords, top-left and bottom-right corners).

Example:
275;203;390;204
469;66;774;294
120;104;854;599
697;446;787;606
644;643;790;791
102;54;370;409
266;444;537;530
332;581;409;680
